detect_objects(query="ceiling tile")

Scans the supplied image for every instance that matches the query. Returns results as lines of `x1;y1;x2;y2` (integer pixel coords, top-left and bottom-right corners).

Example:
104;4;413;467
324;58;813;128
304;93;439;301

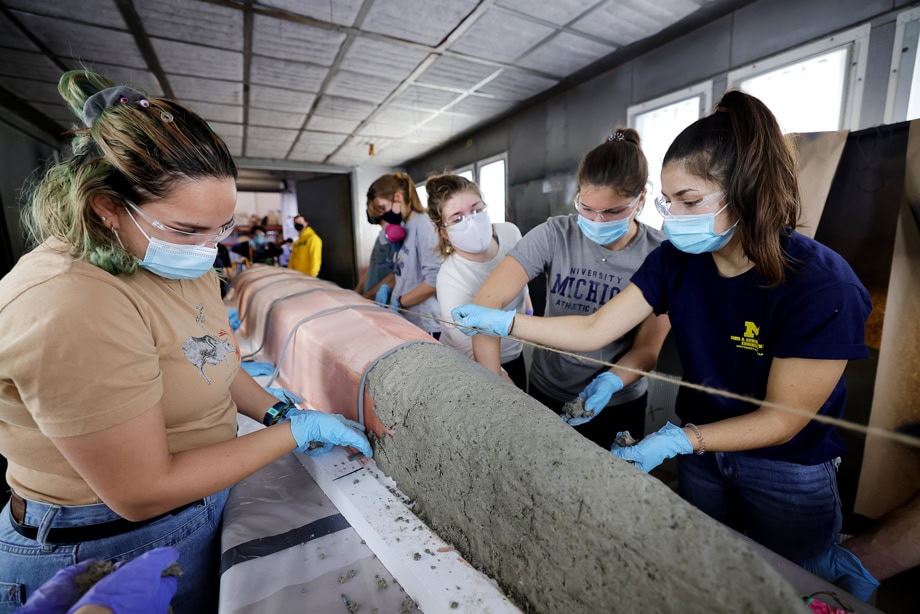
12;12;147;68
252;14;346;67
497;0;602;26
245;137;293;158
305;115;361;133
311;95;377;121
572;0;699;46
71;62;164;97
207;121;244;139
389;85;460;112
250;56;328;92
447;94;515;116
328;136;394;166
289;131;349;162
247;126;299;143
339;37;430;80
0;50;63;82
152;38;243;80
359;106;435;139
257;0;364;27
222;135;243;157
325;69;399;104
516;31;615;77
5;0;126;29
31;102;75;125
476;69;558;100
134;0;243;50
361;0;479;47
0;77;66;105
449;8;556;63
249;107;307;129
249;85;315;113
168;75;243;105
180;100;243;123
0;12;38;51
416;55;499;91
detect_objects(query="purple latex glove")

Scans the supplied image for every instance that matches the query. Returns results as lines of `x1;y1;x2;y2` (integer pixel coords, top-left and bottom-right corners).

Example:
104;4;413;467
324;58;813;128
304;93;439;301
66;547;179;614
18;559;97;614
287;409;373;458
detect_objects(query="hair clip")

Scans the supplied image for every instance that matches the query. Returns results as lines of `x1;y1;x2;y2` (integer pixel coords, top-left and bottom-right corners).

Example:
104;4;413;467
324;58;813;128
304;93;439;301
607;131;625;142
160;111;174;123
139;99;150;108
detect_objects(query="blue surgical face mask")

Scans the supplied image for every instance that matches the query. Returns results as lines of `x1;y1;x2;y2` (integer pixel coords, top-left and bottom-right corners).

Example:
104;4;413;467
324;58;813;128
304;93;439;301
125;206;217;279
662;203;738;254
252;234;266;245
576;215;631;246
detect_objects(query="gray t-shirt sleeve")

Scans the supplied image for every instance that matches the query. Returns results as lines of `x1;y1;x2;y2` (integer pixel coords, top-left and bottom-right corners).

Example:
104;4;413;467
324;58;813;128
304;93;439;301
507;221;556;280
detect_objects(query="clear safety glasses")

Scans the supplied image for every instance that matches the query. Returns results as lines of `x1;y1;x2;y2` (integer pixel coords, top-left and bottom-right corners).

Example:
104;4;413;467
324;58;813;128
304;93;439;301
123;199;235;246
442;202;488;230
573;191;642;222
654;192;725;218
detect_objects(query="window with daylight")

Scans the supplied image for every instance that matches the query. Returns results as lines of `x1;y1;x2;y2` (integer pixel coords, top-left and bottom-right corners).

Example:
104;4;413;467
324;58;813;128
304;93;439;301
628;82;711;229
729;24;869;133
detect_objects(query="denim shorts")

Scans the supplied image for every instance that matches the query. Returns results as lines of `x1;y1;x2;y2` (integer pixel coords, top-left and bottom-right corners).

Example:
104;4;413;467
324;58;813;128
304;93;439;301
0;488;229;613
677;452;842;564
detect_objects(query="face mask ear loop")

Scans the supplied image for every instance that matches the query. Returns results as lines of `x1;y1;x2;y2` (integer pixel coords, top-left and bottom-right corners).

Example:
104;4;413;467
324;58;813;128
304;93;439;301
123;204;153;242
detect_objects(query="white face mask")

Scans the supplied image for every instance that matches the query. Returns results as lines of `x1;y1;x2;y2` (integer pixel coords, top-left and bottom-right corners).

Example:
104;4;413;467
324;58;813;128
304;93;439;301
446;209;493;254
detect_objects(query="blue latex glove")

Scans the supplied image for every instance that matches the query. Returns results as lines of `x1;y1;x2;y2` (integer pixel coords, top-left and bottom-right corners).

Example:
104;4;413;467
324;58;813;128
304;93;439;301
802;543;879;601
227;308;241;332
375;284;392;307
18;559;97;613
264;387;302;404
610;422;693;472
241;361;274;377
566;372;624;426
450;304;515;337
67;547;179;614
287;409;373;458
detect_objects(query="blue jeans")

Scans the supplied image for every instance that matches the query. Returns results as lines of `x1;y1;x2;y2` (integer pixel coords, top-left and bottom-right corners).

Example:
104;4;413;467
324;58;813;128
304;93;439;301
677;452;841;564
0;488;228;613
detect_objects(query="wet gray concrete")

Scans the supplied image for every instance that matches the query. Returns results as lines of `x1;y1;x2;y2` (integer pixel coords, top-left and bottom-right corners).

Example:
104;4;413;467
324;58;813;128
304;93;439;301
367;343;804;613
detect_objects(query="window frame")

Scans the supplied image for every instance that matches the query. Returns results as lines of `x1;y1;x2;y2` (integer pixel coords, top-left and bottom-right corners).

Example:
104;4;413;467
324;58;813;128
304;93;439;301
727;23;870;131
627;81;712;229
884;7;920;124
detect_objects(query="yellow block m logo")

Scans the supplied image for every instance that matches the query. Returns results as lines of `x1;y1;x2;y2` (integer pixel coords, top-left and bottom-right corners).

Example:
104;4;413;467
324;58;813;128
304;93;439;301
743;321;760;339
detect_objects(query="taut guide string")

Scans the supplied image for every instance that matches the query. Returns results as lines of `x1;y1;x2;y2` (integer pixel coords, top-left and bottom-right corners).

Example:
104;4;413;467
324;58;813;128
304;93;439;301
374;300;920;451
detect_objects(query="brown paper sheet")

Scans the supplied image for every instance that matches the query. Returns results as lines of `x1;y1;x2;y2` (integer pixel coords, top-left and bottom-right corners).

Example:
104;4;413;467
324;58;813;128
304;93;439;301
791;130;849;238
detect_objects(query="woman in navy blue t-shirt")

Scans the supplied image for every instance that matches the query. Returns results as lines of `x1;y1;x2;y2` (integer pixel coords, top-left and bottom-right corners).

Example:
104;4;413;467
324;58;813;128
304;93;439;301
452;91;874;587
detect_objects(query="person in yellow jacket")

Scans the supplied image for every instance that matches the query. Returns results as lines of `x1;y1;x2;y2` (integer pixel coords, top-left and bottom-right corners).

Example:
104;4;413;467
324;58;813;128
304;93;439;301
288;214;322;276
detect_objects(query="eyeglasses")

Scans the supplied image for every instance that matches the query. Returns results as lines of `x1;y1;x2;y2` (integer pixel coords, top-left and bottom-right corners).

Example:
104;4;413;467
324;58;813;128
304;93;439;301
123;199;235;246
654;192;724;218
442;202;488;230
573;192;642;222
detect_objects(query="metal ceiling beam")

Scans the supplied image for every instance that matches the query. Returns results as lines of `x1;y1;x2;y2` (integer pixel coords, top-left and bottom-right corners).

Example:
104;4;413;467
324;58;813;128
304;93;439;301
113;0;174;99
283;0;376;161
233;156;350;174
241;0;254;158
323;0;498;164
0;85;64;146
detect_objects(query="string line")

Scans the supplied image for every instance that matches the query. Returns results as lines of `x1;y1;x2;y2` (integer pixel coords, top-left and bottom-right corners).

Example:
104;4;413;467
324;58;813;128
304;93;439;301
374;300;920;450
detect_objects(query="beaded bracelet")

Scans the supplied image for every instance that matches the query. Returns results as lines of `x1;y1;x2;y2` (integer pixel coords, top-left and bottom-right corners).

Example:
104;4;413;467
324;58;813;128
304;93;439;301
685;423;705;455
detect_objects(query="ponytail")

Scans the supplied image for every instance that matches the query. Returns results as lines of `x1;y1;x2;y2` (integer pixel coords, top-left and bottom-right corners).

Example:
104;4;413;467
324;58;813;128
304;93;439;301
663;90;799;286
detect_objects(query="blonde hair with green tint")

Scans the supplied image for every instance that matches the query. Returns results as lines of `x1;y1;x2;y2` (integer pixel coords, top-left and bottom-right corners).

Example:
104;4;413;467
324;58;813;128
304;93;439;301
23;70;237;275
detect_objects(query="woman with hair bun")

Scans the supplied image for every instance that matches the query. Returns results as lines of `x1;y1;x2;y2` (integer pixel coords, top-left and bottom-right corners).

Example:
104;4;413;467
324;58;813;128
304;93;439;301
467;130;670;450
367;172;444;338
452;92;876;596
426;172;531;390
0;70;371;612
